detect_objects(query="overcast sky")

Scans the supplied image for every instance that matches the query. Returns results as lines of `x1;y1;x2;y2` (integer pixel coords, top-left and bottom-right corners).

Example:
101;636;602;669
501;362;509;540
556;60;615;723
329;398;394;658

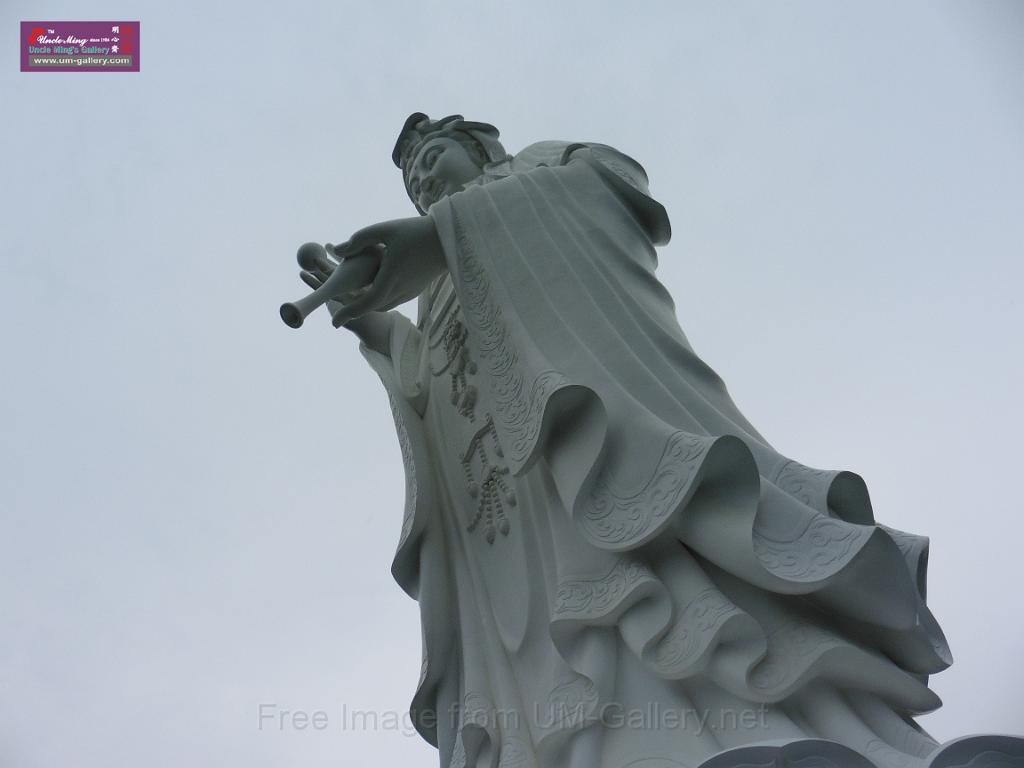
2;1;1022;766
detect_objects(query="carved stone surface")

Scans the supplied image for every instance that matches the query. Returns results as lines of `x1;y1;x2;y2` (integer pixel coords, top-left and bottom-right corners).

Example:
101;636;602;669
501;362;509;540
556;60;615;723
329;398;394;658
284;113;1023;768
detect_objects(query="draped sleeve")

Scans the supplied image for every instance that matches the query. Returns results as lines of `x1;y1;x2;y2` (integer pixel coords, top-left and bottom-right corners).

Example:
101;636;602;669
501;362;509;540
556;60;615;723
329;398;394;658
425;141;950;690
346;137;1023;768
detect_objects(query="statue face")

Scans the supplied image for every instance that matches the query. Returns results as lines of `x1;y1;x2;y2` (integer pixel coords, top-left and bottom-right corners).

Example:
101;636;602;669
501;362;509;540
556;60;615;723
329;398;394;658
407;137;483;210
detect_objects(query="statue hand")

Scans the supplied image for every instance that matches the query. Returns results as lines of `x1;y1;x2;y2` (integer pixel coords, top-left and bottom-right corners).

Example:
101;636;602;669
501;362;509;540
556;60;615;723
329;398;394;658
327;215;446;327
298;262;394;356
297;240;380;305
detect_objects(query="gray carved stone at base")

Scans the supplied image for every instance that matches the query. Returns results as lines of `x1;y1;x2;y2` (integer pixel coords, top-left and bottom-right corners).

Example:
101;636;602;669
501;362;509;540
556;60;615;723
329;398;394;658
926;736;1024;768
282;113;1023;768
690;735;1024;768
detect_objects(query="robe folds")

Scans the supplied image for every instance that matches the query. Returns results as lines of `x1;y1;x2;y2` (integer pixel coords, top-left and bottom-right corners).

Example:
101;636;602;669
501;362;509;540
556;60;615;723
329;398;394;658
356;141;1020;768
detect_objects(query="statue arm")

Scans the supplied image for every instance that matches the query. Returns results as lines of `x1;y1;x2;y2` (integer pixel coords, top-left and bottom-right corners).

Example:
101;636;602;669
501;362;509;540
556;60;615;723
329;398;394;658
296;262;397;357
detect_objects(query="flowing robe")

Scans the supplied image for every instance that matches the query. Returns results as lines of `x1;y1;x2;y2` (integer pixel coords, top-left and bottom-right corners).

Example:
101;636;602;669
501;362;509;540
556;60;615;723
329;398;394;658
355;141;1012;768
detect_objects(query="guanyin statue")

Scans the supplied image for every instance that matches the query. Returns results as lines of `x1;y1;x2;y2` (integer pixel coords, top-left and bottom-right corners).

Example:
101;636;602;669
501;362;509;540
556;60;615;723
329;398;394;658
281;113;1024;768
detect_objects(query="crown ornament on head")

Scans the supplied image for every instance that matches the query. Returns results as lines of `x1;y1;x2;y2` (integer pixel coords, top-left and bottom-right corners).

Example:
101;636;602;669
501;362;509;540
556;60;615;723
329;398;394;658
392;112;508;207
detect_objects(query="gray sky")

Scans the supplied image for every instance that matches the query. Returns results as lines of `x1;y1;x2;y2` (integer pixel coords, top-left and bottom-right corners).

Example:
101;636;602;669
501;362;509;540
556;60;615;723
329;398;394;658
2;1;1022;766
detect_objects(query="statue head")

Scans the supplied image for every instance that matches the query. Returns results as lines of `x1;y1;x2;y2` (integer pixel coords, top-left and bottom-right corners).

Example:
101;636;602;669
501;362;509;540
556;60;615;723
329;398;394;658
392;113;508;213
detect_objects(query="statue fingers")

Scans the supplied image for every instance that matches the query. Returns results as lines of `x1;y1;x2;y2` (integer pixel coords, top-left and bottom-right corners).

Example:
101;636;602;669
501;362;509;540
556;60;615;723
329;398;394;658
331;297;377;327
332;223;390;259
330;281;392;327
300;270;323;290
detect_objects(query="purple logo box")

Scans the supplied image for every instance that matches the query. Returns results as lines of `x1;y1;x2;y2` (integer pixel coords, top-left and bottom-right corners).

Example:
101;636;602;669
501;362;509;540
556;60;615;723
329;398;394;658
21;21;140;72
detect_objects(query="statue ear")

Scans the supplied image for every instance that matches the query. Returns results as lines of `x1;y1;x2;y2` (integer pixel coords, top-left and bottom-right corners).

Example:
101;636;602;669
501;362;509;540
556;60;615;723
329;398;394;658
454;135;489;168
469;142;488;167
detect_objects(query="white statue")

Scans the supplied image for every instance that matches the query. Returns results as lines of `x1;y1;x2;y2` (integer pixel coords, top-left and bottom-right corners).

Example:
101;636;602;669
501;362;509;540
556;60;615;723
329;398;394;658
282;114;1023;768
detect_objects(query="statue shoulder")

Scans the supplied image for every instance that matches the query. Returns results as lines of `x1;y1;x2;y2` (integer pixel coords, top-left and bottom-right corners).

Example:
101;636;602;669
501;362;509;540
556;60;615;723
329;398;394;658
510;140;576;169
502;139;669;245
511;140;653;194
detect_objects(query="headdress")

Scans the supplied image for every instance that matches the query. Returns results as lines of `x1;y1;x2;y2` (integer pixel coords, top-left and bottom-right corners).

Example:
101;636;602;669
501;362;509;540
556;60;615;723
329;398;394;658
392;112;507;209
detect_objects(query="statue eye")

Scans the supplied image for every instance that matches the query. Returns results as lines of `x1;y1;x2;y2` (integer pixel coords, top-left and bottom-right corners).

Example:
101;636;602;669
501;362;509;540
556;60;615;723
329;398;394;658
426;146;443;170
410;179;421;197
